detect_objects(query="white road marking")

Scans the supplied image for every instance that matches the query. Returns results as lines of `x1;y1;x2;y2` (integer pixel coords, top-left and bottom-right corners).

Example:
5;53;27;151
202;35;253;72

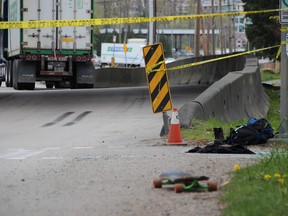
121;155;142;158
41;157;64;160
108;146;126;149
73;146;94;150
79;155;102;159
0;146;99;160
2;149;47;160
43;147;61;150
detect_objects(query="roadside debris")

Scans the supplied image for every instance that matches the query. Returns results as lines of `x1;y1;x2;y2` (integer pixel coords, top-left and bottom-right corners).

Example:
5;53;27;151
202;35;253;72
186;117;274;154
225;117;274;145
186;140;255;154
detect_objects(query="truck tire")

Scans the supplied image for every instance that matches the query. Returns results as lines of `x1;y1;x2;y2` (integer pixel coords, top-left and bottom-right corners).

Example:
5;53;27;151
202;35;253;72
45;81;54;89
9;61;13;87
12;60;23;90
5;61;9;87
5;61;12;87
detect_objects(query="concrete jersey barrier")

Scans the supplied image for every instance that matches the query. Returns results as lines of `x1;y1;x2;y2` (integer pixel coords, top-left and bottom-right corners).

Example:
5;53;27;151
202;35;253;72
94;54;246;88
179;55;269;128
94;54;267;128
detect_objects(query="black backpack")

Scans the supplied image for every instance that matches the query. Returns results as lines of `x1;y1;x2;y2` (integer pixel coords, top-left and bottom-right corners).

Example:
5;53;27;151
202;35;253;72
225;117;274;145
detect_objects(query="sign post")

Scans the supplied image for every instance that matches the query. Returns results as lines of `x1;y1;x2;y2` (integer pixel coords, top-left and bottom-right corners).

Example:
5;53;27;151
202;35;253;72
123;43;127;67
279;0;288;137
111;35;117;68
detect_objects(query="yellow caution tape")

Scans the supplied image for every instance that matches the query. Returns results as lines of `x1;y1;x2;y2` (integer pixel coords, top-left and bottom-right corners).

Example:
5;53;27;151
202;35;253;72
167;45;281;72
269;16;279;20
0;8;284;29
146;43;287;73
276;46;282;59
146;60;165;74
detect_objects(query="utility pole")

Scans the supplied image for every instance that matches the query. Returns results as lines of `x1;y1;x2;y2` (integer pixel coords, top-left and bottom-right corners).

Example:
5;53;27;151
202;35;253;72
279;0;288;137
232;0;236;52
219;0;223;54
211;0;215;55
148;0;156;44
228;0;232;53
169;0;176;52
195;0;200;57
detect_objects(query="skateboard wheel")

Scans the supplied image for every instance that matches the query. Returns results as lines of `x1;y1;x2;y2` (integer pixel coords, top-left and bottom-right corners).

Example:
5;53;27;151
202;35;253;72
174;184;184;193
207;181;218;191
153;178;162;188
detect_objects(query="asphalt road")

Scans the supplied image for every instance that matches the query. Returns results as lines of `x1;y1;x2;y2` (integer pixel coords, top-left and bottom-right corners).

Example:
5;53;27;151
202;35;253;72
0;84;259;216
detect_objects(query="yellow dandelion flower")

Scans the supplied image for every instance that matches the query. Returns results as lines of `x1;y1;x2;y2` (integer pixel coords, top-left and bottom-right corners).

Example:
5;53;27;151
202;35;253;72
278;178;285;184
264;174;272;180
274;173;281;178
234;164;241;171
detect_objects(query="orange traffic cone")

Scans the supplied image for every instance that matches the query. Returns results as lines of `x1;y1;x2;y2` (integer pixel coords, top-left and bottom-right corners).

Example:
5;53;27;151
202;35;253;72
168;108;183;145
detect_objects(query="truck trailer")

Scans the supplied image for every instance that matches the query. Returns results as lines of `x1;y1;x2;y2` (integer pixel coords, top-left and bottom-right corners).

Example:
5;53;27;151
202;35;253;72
0;0;95;90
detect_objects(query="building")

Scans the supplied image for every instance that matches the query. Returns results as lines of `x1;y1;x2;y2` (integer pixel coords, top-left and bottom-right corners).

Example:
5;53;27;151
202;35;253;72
202;0;248;50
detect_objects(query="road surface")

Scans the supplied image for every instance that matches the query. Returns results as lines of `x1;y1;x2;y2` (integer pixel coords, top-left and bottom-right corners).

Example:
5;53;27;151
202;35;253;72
0;85;259;216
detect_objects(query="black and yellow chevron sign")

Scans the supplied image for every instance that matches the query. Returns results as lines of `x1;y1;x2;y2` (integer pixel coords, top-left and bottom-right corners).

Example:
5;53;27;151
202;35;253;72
143;43;172;113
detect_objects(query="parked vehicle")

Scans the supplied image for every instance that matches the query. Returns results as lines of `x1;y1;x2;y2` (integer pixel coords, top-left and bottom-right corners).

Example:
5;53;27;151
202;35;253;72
100;38;147;67
0;0;95;90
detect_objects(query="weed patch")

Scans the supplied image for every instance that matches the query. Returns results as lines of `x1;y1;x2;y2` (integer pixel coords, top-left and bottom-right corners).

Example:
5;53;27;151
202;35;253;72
221;145;288;216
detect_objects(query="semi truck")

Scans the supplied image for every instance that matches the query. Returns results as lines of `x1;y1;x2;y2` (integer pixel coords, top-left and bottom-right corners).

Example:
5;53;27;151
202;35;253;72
0;0;95;90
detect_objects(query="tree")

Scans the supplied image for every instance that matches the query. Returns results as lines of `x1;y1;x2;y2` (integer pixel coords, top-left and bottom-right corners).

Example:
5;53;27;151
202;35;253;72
94;30;117;56
242;0;280;60
159;34;172;57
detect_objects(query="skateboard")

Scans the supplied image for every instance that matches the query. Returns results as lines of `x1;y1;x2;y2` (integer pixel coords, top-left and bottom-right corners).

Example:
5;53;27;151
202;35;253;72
153;171;217;193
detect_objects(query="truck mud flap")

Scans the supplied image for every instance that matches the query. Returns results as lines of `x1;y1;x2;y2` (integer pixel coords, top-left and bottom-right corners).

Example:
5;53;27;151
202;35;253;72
15;60;36;83
13;59;36;90
75;61;95;87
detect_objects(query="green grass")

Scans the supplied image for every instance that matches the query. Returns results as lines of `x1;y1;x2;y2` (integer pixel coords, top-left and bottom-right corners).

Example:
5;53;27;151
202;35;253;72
181;118;246;141
260;69;280;82
180;69;287;215
265;88;281;132
221;145;288;216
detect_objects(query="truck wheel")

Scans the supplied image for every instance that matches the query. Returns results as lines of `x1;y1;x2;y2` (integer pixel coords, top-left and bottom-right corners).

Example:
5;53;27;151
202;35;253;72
5;61;9;87
12;60;24;90
46;81;54;89
5;61;12;87
9;61;13;87
12;60;19;90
